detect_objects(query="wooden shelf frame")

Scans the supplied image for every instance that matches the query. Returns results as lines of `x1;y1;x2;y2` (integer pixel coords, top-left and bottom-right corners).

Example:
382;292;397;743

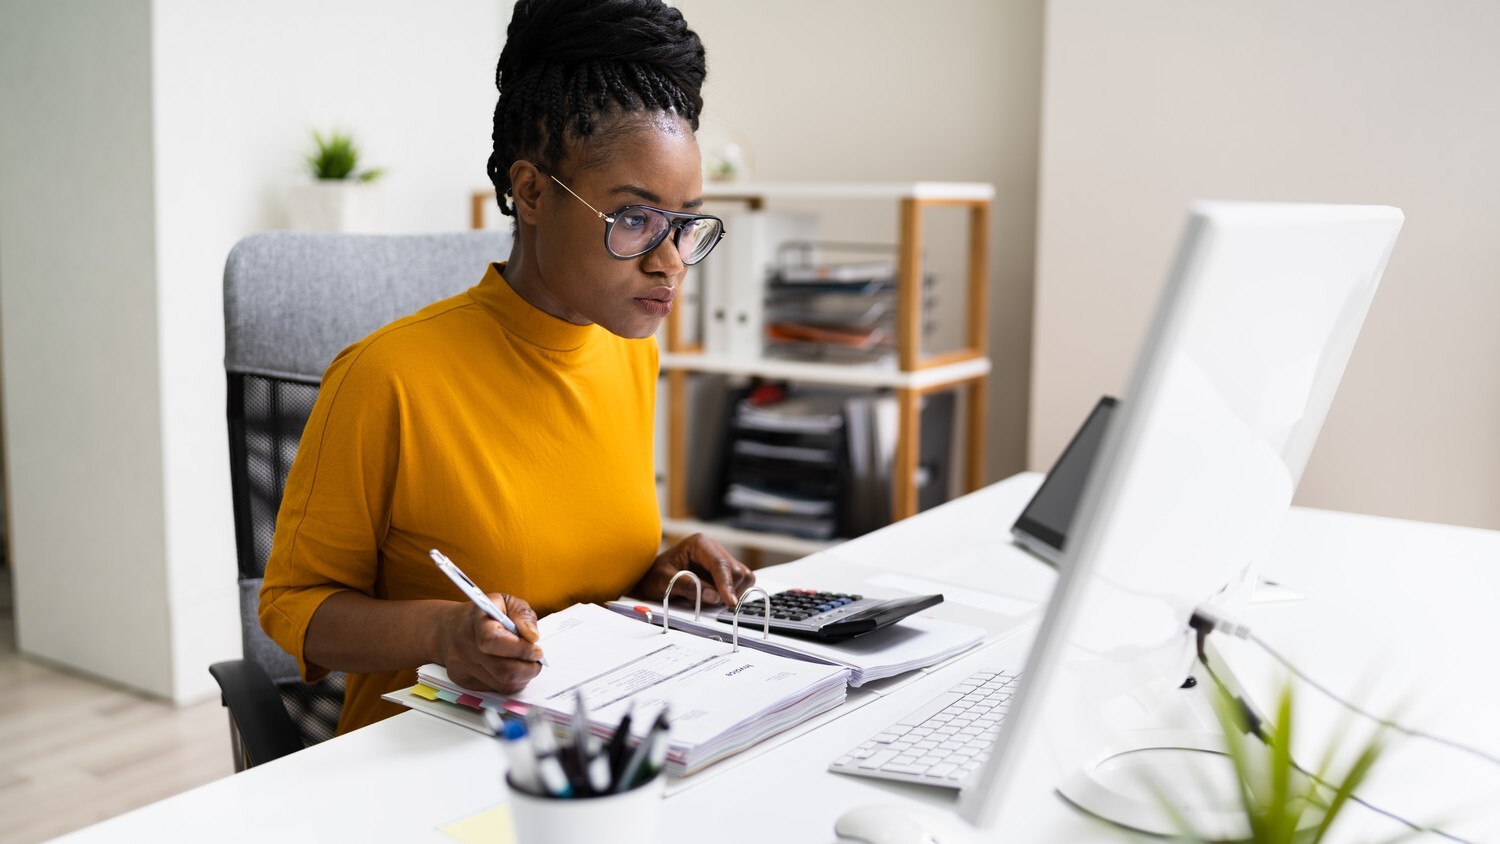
664;183;994;535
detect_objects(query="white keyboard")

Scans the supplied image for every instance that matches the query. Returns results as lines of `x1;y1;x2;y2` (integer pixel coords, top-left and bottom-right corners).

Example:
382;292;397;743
829;669;1020;790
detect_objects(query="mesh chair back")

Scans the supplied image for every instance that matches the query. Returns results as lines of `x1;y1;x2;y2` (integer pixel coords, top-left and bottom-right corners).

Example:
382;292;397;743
223;231;510;746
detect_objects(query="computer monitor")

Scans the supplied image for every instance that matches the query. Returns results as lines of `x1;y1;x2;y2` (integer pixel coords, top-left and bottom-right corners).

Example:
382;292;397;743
1010;395;1117;567
948;202;1404;833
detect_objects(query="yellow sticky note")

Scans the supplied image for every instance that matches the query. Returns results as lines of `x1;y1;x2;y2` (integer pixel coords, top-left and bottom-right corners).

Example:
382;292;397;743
437;802;514;844
410;683;441;701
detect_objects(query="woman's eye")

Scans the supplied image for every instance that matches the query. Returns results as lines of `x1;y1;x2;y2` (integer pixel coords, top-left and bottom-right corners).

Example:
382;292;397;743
619;210;650;230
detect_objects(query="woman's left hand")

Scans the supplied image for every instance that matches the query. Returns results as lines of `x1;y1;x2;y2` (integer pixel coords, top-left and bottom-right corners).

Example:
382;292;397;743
632;533;755;608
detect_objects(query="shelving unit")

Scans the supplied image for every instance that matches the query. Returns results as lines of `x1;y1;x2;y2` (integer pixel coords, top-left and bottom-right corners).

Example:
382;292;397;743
469;180;995;554
663;181;994;551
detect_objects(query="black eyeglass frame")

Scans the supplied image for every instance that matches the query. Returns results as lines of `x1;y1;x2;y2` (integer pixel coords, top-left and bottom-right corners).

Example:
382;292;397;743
530;161;727;265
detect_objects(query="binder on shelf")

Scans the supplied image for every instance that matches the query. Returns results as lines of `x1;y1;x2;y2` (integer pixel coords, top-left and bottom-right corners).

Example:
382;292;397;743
842;390;957;537
383;602;848;778
698;209;818;360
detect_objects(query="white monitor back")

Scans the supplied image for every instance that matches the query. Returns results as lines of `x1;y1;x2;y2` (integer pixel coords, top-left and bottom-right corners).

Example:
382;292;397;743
962;202;1403;830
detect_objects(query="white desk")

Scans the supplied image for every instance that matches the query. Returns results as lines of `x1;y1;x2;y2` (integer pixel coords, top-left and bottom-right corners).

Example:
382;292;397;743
62;474;1500;842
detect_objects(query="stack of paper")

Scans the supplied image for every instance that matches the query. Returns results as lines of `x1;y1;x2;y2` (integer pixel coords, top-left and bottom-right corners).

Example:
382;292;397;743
387;603;849;777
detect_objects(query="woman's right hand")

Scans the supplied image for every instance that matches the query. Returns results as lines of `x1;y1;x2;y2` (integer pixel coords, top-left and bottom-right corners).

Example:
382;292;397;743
435;593;545;694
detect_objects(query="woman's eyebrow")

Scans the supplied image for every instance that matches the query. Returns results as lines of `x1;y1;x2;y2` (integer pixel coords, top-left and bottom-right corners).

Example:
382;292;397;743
608;183;704;210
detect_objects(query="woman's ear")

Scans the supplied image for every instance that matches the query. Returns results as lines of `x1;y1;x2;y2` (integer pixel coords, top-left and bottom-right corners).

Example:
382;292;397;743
509;161;545;224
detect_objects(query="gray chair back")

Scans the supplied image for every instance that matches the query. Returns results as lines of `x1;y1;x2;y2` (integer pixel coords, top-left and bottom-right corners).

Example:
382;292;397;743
223;230;510;744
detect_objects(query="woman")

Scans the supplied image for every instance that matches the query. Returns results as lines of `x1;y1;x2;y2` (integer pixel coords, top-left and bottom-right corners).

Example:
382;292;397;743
259;0;754;735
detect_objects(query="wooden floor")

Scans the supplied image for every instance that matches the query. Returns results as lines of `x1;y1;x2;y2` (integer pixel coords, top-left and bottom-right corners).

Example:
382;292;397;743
0;570;235;843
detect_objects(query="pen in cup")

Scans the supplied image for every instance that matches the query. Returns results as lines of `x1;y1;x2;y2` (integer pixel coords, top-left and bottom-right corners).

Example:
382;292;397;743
607;700;635;779
573;691;612;795
429;548;549;668
615;706;670;793
485;709;542;795
524;710;573;798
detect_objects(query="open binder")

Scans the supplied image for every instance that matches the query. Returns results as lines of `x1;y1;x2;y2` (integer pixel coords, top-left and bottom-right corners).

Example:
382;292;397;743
604;577;984;687
383;601;849;777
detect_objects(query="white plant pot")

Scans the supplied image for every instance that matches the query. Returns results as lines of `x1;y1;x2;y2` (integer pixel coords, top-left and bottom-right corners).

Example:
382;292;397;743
287;180;383;232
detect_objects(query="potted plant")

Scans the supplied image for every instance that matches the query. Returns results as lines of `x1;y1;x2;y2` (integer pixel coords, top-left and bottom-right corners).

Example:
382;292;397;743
287;128;387;232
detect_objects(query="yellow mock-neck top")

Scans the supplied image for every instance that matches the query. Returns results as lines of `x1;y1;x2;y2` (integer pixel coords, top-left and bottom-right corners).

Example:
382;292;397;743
260;263;662;734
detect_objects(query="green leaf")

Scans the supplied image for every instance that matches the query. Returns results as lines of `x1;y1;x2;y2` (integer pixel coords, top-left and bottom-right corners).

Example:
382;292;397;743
304;127;376;181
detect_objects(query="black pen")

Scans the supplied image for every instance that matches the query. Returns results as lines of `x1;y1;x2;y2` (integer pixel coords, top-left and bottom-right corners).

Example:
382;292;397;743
607;700;635;780
567;689;609;797
634;718;671;789
614;706;670;793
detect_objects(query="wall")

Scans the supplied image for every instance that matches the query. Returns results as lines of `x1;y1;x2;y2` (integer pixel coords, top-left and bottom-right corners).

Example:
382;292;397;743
675;0;1045;483
1032;0;1500;529
0;0;502;702
1;0;176;694
149;0;501;699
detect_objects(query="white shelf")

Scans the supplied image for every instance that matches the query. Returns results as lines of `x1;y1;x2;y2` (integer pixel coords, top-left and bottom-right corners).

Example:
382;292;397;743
702;181;995;202
662;517;840;557
659;353;991;389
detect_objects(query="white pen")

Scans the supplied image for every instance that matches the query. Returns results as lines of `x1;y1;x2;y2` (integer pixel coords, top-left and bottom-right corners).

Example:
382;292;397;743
430;548;549;667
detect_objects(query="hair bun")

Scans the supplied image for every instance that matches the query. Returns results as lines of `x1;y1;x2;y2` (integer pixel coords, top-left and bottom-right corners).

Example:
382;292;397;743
499;0;705;94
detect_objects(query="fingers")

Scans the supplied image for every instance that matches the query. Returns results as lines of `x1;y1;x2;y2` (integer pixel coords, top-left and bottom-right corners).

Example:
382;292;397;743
499;593;541;644
444;598;544;695
474;616;544;661
682;535;752;607
448;650;541;696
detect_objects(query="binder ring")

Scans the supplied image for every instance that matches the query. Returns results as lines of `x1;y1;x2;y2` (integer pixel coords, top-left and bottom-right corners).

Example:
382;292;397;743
661;570;703;634
731;586;772;653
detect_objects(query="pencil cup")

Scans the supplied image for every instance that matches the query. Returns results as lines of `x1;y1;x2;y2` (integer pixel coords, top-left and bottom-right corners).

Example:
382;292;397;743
505;772;665;844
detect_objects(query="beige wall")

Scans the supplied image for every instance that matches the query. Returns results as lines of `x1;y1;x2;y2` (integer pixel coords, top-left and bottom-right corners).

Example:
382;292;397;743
1033;1;1500;529
675;0;1045;483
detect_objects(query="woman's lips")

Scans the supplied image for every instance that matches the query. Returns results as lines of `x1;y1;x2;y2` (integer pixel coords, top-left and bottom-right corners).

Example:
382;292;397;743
636;289;675;317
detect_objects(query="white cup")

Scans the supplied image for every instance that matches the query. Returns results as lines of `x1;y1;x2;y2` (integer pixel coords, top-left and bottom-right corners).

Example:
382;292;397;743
506;774;665;844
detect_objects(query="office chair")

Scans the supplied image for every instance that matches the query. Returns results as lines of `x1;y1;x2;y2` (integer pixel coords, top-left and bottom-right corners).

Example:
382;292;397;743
212;230;511;771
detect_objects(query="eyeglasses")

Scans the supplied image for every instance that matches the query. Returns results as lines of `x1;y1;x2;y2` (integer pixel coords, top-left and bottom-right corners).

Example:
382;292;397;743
532;162;726;266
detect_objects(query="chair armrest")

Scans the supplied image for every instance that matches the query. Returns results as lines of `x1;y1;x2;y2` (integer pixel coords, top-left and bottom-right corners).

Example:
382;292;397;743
209;659;307;768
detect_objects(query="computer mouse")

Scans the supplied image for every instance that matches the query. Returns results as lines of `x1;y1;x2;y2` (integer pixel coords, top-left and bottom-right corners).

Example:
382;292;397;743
834;804;980;844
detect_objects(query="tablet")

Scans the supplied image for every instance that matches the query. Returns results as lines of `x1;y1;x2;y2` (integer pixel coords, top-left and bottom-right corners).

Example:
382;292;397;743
1010;396;1117;566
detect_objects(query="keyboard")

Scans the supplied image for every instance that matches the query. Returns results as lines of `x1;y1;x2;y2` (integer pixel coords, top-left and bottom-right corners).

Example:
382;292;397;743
713;589;943;641
828;669;1020;789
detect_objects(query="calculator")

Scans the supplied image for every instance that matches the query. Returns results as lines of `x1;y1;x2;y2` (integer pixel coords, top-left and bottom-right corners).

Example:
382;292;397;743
713;589;944;641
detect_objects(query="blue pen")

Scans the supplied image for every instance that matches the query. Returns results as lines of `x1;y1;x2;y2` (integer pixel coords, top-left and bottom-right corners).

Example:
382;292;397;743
430;549;549;668
484;710;543;795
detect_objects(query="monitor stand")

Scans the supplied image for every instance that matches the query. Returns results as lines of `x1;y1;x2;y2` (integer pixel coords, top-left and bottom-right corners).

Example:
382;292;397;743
1054;729;1321;840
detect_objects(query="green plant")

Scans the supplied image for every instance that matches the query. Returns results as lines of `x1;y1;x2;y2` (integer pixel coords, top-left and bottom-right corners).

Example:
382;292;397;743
304;128;386;182
1160;681;1396;843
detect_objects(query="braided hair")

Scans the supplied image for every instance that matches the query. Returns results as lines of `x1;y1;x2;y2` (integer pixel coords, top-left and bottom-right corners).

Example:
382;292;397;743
487;0;708;217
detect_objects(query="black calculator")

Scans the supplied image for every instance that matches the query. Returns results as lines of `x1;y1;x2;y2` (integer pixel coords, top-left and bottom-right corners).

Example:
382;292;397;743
713;589;943;641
